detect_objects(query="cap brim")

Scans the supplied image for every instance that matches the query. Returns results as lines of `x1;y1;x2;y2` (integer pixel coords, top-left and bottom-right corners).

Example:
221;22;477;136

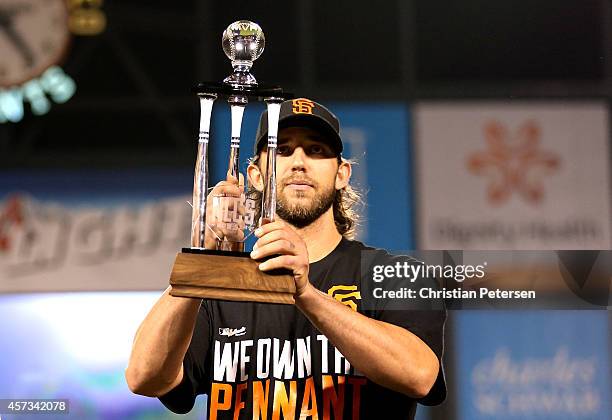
256;114;343;155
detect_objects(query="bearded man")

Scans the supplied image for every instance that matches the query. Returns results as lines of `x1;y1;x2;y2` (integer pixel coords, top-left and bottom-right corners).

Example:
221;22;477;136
126;98;446;419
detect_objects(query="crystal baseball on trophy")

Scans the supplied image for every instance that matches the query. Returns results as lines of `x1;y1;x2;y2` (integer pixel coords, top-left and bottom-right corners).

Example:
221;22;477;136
168;20;295;304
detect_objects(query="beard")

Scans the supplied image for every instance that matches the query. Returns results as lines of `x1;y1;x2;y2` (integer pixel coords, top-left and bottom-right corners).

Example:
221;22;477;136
276;177;336;229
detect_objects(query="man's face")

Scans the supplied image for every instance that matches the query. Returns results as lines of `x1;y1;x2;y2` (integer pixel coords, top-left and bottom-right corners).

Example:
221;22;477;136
259;126;339;228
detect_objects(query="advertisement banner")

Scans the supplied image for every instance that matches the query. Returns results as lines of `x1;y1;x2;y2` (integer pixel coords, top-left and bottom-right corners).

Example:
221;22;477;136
0;170;191;292
454;311;611;420
414;102;611;249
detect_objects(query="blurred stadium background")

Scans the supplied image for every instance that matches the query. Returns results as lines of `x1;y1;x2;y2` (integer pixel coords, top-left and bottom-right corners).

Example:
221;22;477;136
0;0;611;419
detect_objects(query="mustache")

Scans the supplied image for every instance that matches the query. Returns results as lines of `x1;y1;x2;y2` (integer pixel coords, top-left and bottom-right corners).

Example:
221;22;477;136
281;175;317;188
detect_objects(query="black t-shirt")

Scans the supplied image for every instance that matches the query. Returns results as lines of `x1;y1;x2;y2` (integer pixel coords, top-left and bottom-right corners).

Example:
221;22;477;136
159;238;447;419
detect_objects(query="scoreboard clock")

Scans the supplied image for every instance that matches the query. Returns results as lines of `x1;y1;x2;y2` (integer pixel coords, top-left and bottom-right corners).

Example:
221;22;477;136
0;0;71;89
0;0;105;123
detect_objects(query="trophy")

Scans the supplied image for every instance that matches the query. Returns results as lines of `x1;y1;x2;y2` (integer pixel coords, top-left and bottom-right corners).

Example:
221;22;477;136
168;20;295;304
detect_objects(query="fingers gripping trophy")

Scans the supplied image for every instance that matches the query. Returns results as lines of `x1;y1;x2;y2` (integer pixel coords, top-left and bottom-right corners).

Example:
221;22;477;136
169;20;295;304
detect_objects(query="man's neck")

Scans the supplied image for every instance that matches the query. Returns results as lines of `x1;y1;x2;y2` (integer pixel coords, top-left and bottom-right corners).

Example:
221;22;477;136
292;207;343;263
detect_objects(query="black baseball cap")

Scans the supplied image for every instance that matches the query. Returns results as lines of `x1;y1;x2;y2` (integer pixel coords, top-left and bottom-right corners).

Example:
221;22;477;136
254;98;343;155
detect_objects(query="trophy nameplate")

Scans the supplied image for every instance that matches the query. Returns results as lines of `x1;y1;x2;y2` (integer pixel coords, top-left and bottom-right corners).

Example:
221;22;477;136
169;20;295;304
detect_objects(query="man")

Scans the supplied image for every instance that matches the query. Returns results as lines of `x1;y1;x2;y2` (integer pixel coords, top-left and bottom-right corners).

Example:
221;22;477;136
126;98;446;419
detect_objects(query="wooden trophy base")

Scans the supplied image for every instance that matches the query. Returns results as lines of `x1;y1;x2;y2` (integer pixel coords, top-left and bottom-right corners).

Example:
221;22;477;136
169;248;296;304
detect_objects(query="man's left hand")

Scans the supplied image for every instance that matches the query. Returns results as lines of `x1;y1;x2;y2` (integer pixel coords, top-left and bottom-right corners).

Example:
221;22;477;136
250;220;310;297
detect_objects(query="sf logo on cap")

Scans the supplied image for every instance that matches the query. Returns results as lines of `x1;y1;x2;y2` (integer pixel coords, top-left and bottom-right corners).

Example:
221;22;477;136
292;98;315;115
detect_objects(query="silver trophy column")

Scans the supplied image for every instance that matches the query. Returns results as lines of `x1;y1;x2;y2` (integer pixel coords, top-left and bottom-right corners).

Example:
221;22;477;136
261;98;283;223
190;93;216;249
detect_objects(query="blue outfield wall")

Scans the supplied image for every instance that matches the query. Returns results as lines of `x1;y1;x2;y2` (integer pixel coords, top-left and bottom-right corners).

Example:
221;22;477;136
0;168;193;206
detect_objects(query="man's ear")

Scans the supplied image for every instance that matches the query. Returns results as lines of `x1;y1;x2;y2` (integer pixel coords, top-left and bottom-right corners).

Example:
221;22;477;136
247;162;264;192
335;159;351;190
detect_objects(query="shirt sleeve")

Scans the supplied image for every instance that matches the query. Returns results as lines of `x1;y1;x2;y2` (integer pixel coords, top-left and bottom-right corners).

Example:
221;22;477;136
362;251;448;406
158;300;213;414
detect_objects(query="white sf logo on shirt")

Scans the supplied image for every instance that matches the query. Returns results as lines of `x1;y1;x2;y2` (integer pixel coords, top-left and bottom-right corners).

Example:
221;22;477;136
219;327;246;337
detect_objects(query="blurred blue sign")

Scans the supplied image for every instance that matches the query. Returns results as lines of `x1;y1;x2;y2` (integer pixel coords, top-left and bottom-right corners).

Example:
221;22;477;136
455;311;611;420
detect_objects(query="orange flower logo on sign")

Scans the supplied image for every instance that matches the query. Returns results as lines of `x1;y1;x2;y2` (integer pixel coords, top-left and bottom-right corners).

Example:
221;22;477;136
467;120;561;206
327;285;361;311
292;98;315;115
